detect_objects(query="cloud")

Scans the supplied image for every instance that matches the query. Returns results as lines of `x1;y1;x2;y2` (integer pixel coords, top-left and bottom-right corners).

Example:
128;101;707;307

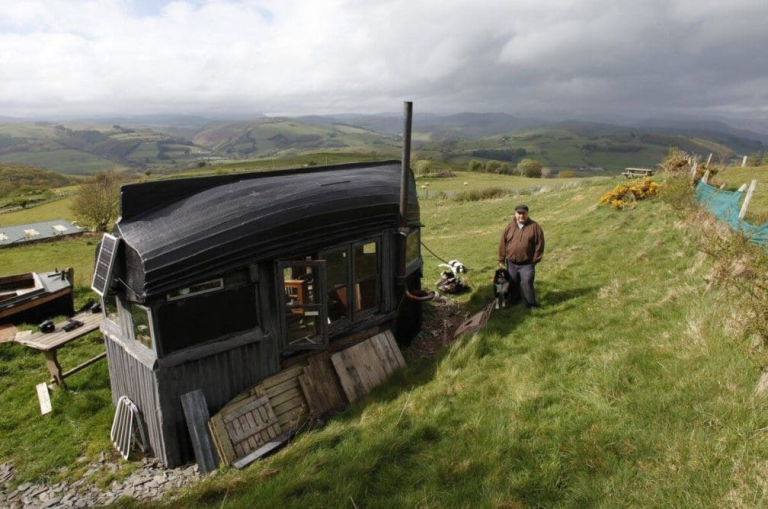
0;0;766;120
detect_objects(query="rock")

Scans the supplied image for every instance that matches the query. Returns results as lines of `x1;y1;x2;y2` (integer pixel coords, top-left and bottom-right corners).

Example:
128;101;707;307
132;477;150;487
42;497;61;508
19;482;32;492
153;474;166;485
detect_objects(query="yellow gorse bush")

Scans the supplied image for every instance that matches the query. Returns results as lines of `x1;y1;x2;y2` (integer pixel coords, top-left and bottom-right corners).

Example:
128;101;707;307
599;177;660;210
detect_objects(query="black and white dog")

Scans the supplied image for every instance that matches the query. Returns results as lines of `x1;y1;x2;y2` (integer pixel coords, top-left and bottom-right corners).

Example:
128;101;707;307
438;259;467;278
493;268;512;309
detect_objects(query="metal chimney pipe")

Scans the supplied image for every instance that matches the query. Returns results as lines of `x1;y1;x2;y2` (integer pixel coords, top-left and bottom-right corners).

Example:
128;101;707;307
398;101;413;283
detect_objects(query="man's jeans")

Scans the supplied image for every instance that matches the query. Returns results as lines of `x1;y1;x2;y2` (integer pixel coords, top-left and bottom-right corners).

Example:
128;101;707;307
506;261;536;306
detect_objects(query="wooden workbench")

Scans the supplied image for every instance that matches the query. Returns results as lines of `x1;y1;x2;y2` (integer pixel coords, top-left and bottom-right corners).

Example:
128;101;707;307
15;311;105;389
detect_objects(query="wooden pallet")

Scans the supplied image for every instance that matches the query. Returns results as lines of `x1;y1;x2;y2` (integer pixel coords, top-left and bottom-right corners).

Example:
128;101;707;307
330;330;405;402
299;352;347;417
209;395;282;465
209;365;309;466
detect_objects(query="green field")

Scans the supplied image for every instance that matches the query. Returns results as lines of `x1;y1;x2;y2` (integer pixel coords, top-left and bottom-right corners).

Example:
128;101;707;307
1;169;768;507
711;164;768;223
0;197;76;226
0;149;116;175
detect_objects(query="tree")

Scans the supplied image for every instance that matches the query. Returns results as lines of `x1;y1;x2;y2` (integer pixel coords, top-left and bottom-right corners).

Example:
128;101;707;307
467;159;482;172
414;159;433;177
71;170;122;232
517;158;543;178
486;160;503;173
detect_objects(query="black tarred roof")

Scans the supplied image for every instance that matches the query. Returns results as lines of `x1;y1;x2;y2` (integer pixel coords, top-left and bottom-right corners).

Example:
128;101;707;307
114;161;419;299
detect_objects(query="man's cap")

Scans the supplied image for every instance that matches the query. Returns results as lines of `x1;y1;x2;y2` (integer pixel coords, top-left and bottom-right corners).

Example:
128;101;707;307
515;204;529;213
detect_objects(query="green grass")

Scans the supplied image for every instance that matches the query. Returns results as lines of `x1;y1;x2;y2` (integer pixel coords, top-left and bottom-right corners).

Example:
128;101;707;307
416;170;609;195
712;165;768;222
2;171;768;507
0;196;77;226
148;180;767;508
0;236;97;287
0;149;117;175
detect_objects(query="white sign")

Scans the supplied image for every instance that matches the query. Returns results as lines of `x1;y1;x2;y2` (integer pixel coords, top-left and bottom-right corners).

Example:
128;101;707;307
36;383;52;415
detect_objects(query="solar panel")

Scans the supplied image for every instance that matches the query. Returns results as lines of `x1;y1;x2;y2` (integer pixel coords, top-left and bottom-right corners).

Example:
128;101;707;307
92;233;119;296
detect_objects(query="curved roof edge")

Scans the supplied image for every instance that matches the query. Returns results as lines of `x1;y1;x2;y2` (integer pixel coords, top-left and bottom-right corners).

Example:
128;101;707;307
119;159;402;222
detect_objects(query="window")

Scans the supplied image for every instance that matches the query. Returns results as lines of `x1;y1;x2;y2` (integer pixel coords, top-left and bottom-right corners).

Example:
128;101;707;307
321;248;350;325
166;278;223;301
129;304;153;350
354;241;379;314
157;284;258;355
103;293;119;325
279;261;327;350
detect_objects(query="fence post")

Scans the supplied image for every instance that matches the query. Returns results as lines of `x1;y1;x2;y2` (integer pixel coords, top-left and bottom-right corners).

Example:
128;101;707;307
690;161;698;180
738;183;748;192
702;170;710;184
739;179;758;219
706;153;713;168
742;156;748;168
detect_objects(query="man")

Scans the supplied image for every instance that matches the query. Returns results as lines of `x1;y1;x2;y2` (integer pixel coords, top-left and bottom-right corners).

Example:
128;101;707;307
498;204;545;308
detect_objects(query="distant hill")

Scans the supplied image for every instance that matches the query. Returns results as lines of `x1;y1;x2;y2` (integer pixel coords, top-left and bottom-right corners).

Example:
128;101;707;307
0;163;74;198
189;118;402;158
296;112;546;140
0;112;764;176
635;118;767;153
0;122;212;174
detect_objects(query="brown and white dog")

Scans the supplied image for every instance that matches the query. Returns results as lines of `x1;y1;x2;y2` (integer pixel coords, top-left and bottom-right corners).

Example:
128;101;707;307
493;268;512;309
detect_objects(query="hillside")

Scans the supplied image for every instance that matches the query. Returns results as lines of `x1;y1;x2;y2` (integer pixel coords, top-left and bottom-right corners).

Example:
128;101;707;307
0;122;211;174
0;163;74;197
189;118;402;158
0;114;764;177
1;169;768;507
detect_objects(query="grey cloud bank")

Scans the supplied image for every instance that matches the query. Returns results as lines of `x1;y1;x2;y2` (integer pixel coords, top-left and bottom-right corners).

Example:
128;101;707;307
0;0;767;122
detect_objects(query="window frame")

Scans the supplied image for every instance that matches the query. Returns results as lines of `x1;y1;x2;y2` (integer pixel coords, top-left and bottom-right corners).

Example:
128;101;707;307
276;260;329;352
405;227;422;275
319;245;353;332
166;278;224;302
127;302;156;353
101;292;120;327
155;281;260;357
352;238;381;321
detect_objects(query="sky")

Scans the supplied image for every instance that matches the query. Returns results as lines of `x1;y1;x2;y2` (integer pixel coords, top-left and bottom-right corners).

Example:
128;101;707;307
1;0;767;121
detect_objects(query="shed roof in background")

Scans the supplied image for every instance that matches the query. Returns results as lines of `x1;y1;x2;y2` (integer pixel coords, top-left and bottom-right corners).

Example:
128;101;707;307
0;219;83;247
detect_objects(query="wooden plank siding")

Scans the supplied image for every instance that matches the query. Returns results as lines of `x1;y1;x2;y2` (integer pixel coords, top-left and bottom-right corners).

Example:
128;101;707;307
104;337;167;463
105;333;280;468
154;336;280;467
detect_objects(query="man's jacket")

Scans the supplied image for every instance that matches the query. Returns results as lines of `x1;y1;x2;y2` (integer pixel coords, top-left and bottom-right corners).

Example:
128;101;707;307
498;219;545;265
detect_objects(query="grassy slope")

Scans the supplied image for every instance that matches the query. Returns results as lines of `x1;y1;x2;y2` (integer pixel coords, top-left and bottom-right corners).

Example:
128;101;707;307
158;179;765;508
2;173;767;507
0;197;76;226
712;165;768;223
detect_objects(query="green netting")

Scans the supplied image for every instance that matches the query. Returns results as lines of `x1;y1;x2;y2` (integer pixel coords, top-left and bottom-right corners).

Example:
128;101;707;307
695;181;768;245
